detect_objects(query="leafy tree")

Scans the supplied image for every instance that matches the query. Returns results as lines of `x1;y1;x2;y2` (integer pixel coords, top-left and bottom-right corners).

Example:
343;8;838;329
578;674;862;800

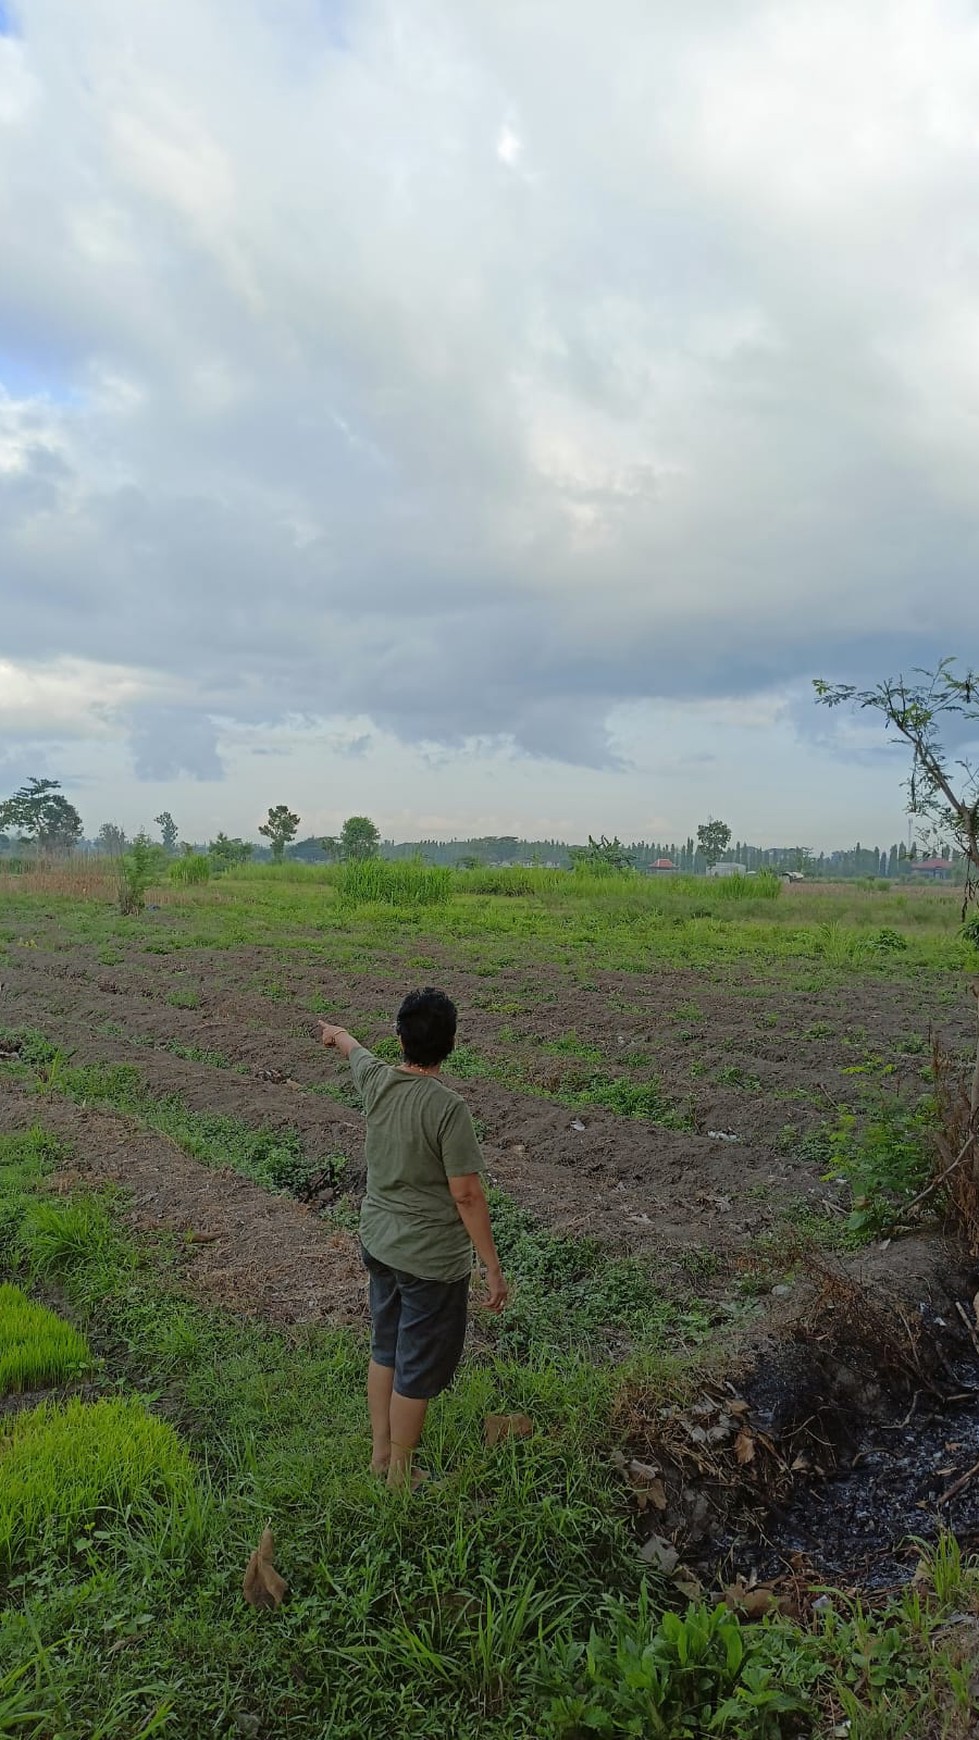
155;811;179;855
336;816;381;862
258;804;300;862
569;834;634;873
208;833;253;872
96;822;128;856
0;778;83;851
815;660;979;911
320;835;341;863
696;818;731;869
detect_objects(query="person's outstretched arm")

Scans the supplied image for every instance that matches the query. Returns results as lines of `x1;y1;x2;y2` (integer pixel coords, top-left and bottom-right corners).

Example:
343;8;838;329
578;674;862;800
318;1021;360;1061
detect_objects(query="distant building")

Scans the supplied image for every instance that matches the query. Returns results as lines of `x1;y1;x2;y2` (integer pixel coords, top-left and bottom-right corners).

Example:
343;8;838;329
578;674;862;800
913;856;953;880
707;862;748;879
648;857;677;875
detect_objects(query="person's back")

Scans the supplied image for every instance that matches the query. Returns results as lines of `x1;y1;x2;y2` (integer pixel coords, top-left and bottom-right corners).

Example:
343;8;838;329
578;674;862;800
317;987;508;1488
354;1052;481;1281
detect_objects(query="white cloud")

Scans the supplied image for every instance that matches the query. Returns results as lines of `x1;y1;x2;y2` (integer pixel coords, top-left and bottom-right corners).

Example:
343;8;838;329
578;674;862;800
496;122;521;165
0;655;156;735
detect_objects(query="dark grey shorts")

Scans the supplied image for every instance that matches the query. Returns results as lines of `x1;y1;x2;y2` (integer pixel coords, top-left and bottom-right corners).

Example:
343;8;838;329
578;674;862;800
362;1245;470;1400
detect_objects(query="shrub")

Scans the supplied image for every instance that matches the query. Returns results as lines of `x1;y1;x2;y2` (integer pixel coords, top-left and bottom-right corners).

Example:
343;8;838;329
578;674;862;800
118;832;165;915
0;1396;203;1573
0;1284;91;1394
823;1100;934;1240
867;927;908;953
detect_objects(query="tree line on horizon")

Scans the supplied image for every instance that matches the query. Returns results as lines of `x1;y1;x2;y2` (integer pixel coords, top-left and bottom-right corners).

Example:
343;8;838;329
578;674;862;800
0;779;956;884
3;645;976;896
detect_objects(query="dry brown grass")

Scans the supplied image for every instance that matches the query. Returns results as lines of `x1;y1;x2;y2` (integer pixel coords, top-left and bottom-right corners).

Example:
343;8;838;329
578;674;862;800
0;860;114;901
0;856;171;906
932;987;979;1254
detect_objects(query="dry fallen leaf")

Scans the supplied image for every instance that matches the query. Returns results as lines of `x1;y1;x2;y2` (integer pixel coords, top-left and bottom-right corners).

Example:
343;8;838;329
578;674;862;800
484;1413;534;1448
673;1566;703;1600
242;1525;288;1610
723;1579;779;1618
627;1459;661;1483
734;1430;756;1466
640;1534;679;1574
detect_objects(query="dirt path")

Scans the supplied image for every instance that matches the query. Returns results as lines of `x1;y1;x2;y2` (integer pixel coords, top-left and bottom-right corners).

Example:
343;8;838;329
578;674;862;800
0;1076;367;1328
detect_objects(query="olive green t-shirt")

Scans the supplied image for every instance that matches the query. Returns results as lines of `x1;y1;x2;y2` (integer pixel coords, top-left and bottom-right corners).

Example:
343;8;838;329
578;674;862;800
352;1045;485;1283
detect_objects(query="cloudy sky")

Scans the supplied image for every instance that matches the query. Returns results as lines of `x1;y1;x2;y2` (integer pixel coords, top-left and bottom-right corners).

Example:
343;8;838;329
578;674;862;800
1;0;977;849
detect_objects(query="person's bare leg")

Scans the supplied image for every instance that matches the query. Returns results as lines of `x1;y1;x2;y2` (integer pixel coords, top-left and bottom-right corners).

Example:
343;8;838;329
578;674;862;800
368;1360;395;1473
387;1391;430;1490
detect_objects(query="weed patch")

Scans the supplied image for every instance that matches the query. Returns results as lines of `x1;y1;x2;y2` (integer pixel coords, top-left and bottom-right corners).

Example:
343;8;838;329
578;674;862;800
820;1101;935;1241
486;1192;686;1359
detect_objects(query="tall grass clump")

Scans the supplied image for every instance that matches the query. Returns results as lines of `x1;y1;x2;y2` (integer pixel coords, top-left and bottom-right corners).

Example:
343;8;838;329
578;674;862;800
338;858;452;908
457;866;565;897
170;853;211;885
0;1396;204;1574
0;1284;91;1394
19;1194;126;1280
713;869;782;900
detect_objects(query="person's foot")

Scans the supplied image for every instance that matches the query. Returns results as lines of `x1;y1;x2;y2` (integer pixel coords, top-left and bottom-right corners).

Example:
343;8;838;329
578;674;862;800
386;1462;429;1492
370;1454;391;1475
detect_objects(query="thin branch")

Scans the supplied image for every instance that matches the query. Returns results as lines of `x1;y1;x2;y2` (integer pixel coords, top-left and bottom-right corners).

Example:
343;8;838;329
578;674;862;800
904;1130;977;1216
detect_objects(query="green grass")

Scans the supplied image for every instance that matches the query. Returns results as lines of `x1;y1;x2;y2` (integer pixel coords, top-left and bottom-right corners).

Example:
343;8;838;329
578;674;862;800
0;864;972;980
0;1284;91;1394
445;1043;693;1128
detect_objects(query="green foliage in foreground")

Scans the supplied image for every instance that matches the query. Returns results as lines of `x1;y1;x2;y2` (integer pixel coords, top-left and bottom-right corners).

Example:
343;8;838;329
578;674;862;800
548;1589;806;1736
0;1283;90;1395
0;1395;205;1577
0;1127;975;1736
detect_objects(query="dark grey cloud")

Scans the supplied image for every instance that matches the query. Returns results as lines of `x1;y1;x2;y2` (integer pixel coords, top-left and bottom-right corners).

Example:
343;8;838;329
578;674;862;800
126;706;223;781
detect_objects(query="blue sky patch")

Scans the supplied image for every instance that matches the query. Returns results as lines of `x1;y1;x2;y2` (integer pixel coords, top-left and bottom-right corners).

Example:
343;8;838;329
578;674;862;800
0;350;78;406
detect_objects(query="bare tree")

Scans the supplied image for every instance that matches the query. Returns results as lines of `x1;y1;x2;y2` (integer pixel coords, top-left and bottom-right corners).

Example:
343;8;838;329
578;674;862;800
815;660;979;915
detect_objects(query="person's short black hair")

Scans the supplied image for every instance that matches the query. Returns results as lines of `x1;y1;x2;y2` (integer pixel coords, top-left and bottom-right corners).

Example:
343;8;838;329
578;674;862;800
396;987;457;1067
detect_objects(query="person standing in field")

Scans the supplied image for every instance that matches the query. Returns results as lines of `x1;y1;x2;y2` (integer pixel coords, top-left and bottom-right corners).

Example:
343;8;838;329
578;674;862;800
318;988;508;1489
